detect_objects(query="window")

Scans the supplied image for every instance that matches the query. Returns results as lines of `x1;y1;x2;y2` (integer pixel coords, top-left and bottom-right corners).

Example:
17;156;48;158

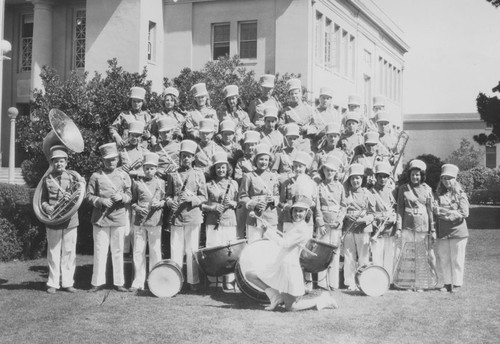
486;146;497;168
212;23;230;60
148;21;157;62
340;30;348;76
315;12;323;65
20;14;33;72
324;19;332;68
239;21;257;59
73;10;86;69
348;35;355;78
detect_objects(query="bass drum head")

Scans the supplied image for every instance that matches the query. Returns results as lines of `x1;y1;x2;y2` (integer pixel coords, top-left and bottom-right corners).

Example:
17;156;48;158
148;259;184;298
299;239;337;273
195;239;247;277
235;240;280;304
355;264;390;297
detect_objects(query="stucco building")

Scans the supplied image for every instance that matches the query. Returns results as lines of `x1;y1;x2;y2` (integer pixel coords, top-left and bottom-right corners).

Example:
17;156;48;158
1;0;408;169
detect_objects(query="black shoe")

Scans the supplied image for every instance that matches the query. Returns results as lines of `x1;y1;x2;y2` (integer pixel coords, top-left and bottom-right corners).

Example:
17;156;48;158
88;285;105;293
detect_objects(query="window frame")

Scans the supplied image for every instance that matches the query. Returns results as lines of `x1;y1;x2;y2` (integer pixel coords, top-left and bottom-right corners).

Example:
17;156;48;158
212;22;230;61
238;20;257;60
19;13;33;73
147;21;157;63
72;8;86;70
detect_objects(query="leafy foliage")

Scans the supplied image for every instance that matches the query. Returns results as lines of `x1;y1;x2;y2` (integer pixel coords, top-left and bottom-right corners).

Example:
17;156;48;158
446;138;484;170
474;92;500;145
486;0;500;8
0;184;46;261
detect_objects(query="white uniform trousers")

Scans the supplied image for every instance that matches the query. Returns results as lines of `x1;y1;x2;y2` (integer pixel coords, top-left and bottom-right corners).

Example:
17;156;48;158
436;238;467;286
170;224;200;285
343;232;370;287
91;225;125;287
246;224;276;243
131;225;162;289
317;229;341;289
371;236;396;283
206;224;237;285
46;227;77;289
123;206;133;254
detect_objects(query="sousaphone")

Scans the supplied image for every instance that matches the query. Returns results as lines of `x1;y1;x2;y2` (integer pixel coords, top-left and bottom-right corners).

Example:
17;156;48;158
33;109;85;226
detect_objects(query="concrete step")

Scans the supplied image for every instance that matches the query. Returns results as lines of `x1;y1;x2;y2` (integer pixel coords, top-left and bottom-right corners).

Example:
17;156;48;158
0;167;26;185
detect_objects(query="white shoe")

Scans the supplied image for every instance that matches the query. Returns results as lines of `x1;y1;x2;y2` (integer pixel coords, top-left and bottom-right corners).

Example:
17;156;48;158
316;291;338;310
264;288;283;311
305;281;313;293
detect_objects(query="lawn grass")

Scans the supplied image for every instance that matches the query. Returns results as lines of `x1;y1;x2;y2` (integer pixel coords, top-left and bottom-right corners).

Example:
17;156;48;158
1;229;499;344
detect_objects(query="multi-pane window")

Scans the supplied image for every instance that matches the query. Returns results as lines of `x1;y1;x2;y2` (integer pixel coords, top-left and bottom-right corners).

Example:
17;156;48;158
74;10;86;69
348;34;355;78
324;19;332;68
212;23;230;60
239;21;257;59
148;21;157;62
20;14;33;72
486;146;497;168
378;56;401;102
315;12;323;65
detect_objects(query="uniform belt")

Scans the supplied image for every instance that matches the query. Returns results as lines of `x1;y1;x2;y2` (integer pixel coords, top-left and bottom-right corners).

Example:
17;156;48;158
346;210;363;215
405;207;423;215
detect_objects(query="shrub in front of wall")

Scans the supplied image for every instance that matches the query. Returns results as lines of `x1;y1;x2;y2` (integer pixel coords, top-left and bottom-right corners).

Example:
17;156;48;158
0;218;22;262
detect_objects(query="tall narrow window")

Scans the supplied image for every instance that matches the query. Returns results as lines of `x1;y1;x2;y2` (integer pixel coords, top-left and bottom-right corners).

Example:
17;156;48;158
212;23;230;60
348;34;355;78
74;10;86;69
148;21;157;62
324;19;332;69
340;30;348;76
239;21;257;59
333;24;340;72
315;12;323;65
20;14;33;72
486;146;497;168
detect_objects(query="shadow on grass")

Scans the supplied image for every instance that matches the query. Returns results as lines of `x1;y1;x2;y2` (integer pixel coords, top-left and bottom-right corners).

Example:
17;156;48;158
468;206;500;229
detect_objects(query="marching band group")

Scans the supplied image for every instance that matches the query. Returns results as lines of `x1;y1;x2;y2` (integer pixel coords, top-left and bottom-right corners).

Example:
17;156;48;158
40;75;469;312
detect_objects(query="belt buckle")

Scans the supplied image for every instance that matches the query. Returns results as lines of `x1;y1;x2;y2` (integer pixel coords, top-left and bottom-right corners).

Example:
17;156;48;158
412;208;420;215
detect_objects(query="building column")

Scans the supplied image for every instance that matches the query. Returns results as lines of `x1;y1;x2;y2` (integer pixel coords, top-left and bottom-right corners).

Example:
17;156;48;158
8;107;18;183
30;0;54;95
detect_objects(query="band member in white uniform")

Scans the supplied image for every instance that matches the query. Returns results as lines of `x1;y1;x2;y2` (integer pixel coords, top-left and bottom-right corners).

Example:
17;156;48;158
185;83;218;140
248;74;282;130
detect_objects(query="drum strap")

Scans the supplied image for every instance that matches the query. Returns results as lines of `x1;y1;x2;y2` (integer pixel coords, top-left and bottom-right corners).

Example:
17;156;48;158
372;188;394;212
49;174;67;195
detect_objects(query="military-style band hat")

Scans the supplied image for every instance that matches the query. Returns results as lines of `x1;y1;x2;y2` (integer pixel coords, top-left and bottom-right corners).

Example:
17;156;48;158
143;152;159;167
408;159;427;171
157;118;177;132
325;122;341;135
180;140;198;155
212;151;229;165
223;85;239;99
164;86;179;98
191;83;208;97
319;87;334;98
50;145;68;160
284;123;300;137
244;130;260;144
220;119;236;133
260;74;275;88
128;121;145;134
347;163;365;179
441;164;459;179
321;155;342;171
263;107;279;119
253;143;271;158
375;111;391;124
286;78;302;93
364;131;379;145
348;95;362;106
374;162;392;176
293;151;313;168
291;195;314;209
199;119;216;133
99;143;119;159
373;95;386;108
129;87;146;100
345;111;360;124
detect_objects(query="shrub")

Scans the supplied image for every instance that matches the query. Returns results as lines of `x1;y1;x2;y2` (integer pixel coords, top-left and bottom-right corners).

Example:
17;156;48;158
446;138;484;171
0;184;46;261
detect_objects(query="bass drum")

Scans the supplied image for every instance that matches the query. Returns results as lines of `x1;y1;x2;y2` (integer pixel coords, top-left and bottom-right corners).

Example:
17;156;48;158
235;240;280;303
355;264;390;297
299;239;337;273
148;259;184;298
195;239;247;277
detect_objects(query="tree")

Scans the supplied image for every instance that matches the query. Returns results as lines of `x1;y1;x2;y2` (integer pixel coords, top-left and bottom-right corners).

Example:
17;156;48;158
486;0;500;8
446;138;484;171
473;82;500;146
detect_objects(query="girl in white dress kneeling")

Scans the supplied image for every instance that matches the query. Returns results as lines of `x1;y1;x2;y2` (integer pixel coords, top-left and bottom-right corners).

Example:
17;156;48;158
246;198;338;311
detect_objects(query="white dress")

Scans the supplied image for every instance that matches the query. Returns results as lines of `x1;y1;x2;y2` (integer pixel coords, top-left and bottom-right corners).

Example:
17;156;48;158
257;220;312;296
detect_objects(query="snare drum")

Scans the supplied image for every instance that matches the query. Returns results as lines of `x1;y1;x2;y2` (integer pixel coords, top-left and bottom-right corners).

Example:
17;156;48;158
148;259;184;298
299;239;338;273
355;264;390;297
195;239;247;277
235;240;280;303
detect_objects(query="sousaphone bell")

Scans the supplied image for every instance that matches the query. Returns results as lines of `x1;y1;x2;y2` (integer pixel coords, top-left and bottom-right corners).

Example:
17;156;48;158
33;109;86;226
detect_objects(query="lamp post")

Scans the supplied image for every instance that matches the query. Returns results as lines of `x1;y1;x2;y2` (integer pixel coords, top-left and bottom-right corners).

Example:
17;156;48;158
8;107;18;184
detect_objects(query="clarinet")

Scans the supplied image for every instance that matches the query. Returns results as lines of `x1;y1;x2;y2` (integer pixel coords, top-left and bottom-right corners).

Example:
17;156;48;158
213;182;232;231
169;175;189;228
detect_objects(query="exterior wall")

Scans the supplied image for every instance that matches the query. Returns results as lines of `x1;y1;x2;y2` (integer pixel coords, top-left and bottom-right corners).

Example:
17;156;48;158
164;0;278;79
403;115;495;167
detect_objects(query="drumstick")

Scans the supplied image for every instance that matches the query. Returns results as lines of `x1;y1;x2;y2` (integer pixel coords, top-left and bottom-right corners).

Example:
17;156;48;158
249;212;317;256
